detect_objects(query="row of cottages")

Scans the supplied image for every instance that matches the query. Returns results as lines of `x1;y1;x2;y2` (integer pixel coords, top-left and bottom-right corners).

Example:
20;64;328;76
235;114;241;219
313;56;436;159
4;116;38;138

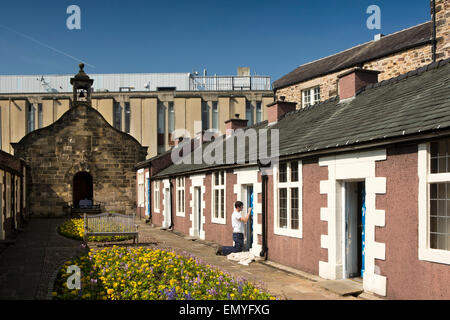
0;150;28;242
136;57;450;299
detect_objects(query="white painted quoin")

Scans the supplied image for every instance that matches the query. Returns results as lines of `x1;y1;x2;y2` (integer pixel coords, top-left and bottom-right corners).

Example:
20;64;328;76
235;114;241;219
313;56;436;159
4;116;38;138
162;179;171;228
319;149;387;296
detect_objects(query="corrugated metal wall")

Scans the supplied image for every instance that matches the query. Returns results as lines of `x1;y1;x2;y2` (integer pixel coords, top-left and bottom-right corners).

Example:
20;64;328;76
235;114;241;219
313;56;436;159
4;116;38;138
0;73;191;93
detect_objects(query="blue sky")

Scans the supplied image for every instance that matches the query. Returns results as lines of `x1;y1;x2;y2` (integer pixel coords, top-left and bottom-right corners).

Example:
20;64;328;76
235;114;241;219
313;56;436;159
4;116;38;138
0;0;430;82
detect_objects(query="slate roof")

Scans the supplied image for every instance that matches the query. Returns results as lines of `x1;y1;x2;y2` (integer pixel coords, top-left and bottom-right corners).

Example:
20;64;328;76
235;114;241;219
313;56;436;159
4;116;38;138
273;21;433;90
153;58;450;179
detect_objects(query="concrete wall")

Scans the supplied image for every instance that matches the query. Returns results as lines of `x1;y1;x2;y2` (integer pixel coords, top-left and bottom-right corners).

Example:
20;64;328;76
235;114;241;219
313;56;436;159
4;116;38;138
0;91;273;160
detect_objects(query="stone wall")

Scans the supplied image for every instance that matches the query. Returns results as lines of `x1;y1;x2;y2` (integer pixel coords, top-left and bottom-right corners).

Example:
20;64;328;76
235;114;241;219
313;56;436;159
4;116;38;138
13;103;147;217
435;0;450;60
275;45;433;107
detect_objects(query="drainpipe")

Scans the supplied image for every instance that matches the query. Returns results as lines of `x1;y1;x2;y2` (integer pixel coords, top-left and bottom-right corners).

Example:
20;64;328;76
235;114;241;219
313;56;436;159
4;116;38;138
169;178;174;230
258;160;270;260
147;171;152;224
432;0;437;62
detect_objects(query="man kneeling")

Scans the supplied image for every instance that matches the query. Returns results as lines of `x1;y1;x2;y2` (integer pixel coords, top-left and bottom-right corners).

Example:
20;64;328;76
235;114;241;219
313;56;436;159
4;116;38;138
216;201;251;256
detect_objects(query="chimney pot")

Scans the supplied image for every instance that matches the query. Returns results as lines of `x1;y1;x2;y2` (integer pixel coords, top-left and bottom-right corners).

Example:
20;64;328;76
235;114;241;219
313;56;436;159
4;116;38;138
337;68;380;100
374;34;385;41
225;116;248;136
266;100;297;124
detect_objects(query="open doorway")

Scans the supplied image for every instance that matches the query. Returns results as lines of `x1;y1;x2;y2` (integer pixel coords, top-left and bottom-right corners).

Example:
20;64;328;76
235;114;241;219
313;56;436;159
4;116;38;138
242;185;254;252
342;181;365;279
164;187;171;228
73;172;93;208
193;187;202;237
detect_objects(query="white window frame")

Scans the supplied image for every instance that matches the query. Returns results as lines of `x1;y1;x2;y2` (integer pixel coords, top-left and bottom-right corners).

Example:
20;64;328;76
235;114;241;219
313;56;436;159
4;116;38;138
154;180;160;213
273;161;303;238
138;170;144;207
418;143;450;264
302;86;320;108
176;177;185;217
211;171;226;224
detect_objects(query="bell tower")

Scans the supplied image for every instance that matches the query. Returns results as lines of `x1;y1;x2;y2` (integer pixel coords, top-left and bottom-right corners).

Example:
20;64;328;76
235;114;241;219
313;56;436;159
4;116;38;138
70;63;94;105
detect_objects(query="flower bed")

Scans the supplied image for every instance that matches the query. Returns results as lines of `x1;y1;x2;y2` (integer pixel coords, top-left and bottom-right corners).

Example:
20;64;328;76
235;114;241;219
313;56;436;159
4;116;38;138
53;246;275;300
58;218;132;242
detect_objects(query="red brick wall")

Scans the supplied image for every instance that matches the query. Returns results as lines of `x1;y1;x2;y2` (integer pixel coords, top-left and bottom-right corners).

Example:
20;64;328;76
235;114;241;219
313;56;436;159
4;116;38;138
202;171;235;246
172;177;191;235
266;158;328;275
376;143;450;299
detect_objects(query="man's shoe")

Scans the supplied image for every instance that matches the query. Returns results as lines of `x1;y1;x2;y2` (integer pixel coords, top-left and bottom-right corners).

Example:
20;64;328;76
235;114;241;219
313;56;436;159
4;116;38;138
216;245;223;255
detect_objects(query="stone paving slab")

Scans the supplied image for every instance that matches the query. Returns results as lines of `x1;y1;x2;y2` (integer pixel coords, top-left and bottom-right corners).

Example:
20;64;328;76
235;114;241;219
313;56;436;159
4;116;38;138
0;218;85;300
316;279;364;296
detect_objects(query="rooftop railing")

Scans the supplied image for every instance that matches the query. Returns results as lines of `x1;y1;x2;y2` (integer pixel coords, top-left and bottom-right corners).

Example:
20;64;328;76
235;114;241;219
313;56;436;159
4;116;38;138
189;75;271;91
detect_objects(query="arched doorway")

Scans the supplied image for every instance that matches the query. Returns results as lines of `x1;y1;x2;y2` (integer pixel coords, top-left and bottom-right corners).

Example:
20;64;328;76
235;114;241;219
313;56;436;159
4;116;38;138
73;171;93;208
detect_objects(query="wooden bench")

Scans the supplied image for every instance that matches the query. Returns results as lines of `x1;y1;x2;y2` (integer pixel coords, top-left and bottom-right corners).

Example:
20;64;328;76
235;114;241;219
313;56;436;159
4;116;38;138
83;212;139;244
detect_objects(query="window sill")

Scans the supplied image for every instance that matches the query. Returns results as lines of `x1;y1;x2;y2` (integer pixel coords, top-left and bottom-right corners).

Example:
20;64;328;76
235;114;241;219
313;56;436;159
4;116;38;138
419;247;450;265
211;218;226;225
274;227;302;239
176;211;185;217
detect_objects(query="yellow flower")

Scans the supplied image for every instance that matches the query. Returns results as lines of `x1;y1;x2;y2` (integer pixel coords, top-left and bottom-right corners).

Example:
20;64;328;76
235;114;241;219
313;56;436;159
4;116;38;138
107;289;114;295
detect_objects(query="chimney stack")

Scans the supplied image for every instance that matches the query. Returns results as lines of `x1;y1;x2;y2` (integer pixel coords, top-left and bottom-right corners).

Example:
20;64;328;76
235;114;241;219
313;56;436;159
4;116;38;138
432;0;450;60
225;114;248;136
337;68;380;100
266;100;297;124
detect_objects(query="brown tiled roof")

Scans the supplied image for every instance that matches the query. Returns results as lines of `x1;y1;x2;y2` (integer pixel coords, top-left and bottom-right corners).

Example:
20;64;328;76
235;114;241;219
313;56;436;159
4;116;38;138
273;21;433;90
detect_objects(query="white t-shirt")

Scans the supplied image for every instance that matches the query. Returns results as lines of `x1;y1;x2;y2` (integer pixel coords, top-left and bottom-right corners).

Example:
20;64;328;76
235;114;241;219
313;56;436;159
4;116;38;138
232;210;244;234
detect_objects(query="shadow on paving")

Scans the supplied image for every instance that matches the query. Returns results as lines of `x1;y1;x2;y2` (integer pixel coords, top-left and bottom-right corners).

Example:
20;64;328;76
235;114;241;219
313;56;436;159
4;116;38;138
0;218;87;300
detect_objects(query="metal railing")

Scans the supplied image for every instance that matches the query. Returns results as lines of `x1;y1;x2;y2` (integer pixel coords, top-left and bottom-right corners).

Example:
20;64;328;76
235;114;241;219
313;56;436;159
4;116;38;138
189;76;271;91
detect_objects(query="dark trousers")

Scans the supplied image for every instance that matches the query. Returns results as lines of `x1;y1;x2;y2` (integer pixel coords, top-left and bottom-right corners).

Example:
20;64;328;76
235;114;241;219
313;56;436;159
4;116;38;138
221;233;244;255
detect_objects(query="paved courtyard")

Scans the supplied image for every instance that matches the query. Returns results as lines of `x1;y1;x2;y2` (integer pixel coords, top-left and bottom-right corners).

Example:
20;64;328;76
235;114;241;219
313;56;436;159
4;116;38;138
0;217;365;300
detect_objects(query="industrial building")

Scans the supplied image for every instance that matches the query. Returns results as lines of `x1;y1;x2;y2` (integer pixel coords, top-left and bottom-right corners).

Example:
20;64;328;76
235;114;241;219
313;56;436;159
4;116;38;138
0;68;273;158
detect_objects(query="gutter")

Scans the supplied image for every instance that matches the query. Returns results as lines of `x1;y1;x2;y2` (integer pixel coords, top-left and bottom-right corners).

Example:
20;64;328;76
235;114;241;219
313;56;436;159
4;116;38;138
258;160;271;260
169;178;174;230
147;174;152;223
